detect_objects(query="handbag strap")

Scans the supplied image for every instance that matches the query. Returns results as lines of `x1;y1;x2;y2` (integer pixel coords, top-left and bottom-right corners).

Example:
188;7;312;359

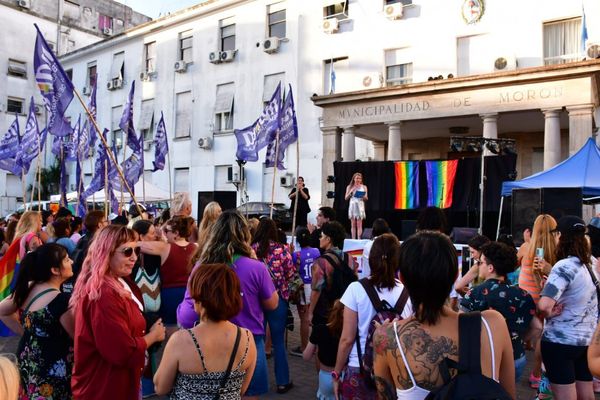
583;263;600;316
215;326;241;400
22;288;58;315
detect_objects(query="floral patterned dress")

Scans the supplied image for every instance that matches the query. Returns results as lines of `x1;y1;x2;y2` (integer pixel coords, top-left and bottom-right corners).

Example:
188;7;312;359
17;292;74;399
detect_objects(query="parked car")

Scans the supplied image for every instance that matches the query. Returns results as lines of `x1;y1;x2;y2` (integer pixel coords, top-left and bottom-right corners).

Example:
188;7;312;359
237;202;292;230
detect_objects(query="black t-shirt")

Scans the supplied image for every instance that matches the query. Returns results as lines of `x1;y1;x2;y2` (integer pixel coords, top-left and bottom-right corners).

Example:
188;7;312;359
309;323;340;368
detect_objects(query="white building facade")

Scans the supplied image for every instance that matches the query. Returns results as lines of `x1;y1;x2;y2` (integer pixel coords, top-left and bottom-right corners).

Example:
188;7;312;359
57;0;599;219
0;0;149;216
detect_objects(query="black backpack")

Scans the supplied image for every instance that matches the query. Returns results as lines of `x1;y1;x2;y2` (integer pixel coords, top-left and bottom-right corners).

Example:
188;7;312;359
320;251;357;301
425;312;512;400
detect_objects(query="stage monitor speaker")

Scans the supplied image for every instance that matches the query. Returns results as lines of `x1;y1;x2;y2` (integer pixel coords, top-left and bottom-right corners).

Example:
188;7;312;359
450;227;479;244
400;220;417;241
197;191;237;223
511;188;582;245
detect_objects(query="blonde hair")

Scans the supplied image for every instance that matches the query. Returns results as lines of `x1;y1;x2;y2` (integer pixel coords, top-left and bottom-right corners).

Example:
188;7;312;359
14;211;40;240
192;202;223;264
171;192;191;216
527;214;558;266
348;172;363;187
0;355;19;400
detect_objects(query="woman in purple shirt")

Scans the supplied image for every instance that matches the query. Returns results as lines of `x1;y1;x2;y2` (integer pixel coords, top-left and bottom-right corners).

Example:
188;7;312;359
177;210;278;399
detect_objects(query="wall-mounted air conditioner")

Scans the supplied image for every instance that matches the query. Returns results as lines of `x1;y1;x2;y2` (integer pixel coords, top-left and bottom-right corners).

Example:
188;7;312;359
280;174;294;188
174;60;188;72
33;104;43;115
262;37;281;54
103;27;112;36
143;141;152;151
322;18;339;33
362;73;383;88
112;78;123;89
18;0;30;9
197;137;212;149
106;80;114;90
494;55;517;71
82;86;91;95
384;3;403;19
139;72;150;81
219;50;236;62
586;43;600;59
209;51;220;64
227;164;244;183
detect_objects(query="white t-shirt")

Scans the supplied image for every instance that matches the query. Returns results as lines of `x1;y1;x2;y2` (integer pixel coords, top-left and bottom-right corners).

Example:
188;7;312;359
341;279;413;368
359;240;374;279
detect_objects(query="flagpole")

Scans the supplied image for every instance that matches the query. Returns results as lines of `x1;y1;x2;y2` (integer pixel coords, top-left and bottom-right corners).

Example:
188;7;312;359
31;136;41;207
21;167;27;211
269;129;280;219
59;147;65;208
167;145;173;202
90;158;95;210
120;132;127;212
71;89;143;214
104;159;108;219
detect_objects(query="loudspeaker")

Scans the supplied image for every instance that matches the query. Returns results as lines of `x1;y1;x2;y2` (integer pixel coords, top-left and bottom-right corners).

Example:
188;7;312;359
400;220;417;241
511;188;582;245
197;191;237;223
450;227;479;244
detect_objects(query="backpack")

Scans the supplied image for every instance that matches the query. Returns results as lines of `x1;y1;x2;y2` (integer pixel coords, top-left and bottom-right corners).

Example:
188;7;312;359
356;278;410;389
425;312;512;400
320;251;357;301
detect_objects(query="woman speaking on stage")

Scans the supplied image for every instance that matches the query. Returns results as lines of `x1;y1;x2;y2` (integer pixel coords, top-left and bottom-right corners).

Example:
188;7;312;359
345;173;368;239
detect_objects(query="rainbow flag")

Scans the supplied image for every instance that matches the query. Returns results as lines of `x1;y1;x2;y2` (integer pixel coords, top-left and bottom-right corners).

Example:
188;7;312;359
394;161;419;209
425;160;458;208
0;239;21;300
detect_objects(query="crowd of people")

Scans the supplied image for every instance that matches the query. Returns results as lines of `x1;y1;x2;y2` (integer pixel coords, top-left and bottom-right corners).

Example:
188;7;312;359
1;190;600;400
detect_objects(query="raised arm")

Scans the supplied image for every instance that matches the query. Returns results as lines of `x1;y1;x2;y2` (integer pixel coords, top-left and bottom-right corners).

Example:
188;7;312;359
137;241;171;264
345;185;355;201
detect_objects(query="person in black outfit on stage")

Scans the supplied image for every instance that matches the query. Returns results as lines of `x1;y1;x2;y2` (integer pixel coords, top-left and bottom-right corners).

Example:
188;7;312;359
288;177;311;228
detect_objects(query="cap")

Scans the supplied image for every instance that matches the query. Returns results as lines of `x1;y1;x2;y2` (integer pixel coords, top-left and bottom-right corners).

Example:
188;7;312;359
556;215;586;235
589;216;600;230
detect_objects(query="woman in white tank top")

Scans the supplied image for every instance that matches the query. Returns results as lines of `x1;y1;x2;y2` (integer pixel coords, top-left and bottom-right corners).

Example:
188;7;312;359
372;231;516;400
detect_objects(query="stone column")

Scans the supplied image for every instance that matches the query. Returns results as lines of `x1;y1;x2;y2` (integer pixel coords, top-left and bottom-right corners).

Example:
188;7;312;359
542;108;562;169
372;141;386;161
386;121;402;161
321;126;341;206
341;126;356;161
566;104;594;155
480;113;498;156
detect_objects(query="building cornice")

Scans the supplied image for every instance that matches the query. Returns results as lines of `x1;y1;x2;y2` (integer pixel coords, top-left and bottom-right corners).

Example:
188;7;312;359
59;0;248;62
311;60;600;107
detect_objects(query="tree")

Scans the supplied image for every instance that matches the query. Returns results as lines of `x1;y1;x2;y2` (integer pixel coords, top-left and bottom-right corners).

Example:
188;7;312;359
27;161;61;201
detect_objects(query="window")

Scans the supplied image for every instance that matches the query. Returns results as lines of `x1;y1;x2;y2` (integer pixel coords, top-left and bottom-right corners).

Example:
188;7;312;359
323;57;348;94
385;0;412;5
139;99;155;142
263;72;285;105
111;52;125;80
220;17;236;51
175;91;192;138
174;168;189;192
144;42;156;73
267;3;286;38
543;18;583;65
87;62;97;88
7;59;26;78
179;30;193;63
63;0;80;19
111;105;123;154
214;83;234;132
531;147;544;174
99;14;113;31
215;165;232;191
65;69;73;82
385;49;413;86
6;98;24;114
323;1;348;19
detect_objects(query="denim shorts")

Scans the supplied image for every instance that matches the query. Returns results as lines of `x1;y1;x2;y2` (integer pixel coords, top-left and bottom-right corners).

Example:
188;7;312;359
317;369;335;400
245;334;269;396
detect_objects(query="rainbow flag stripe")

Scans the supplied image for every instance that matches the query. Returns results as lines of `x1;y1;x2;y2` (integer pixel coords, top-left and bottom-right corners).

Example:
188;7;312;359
425;160;458;208
394;161;419;209
0;239;21;301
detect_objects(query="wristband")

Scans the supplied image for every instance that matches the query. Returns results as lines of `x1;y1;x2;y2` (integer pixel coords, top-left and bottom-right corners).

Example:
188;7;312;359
331;370;340;381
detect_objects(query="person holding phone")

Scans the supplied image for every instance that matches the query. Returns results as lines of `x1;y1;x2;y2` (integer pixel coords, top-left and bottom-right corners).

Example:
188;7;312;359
345;173;368;239
288;177;311;228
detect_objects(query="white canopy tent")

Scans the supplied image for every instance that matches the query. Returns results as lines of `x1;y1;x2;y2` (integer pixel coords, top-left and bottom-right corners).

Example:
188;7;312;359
50;181;172;203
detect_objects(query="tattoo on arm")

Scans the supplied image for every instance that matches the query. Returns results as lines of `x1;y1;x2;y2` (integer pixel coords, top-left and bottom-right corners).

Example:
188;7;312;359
374;375;397;400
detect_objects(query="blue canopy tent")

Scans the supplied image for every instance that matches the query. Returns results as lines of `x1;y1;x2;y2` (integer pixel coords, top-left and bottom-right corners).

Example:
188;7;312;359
497;137;600;237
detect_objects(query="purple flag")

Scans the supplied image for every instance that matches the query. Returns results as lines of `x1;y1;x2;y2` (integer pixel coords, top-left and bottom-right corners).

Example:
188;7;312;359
65;116;80;161
59;150;68;206
16;99;41;173
111;149;143;192
265;85;298;170
152;112;168;171
76;156;86;217
120;81;140;153
234;82;281;161
0;159;21;175
87;81;98;151
82;129;110;199
78;120;90;159
0;116;20;161
33;24;74;137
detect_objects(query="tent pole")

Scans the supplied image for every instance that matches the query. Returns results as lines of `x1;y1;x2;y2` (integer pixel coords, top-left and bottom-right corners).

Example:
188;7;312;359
478;152;485;235
496;196;504;240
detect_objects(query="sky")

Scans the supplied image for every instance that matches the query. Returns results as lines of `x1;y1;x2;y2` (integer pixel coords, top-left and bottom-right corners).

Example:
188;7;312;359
115;0;206;19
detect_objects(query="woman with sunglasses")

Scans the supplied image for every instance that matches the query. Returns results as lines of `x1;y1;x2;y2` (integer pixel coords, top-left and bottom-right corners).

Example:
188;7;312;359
137;216;198;329
70;225;166;400
0;243;74;399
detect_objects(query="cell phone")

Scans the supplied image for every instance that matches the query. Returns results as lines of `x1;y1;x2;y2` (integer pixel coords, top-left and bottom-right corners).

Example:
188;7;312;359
535;247;544;259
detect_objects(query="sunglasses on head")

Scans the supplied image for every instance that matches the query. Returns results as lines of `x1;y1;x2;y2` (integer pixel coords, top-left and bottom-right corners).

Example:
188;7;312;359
118;246;141;257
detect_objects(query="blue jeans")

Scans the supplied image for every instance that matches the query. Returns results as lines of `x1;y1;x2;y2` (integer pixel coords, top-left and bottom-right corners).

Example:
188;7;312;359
264;297;291;386
514;354;527;382
246;334;269;396
317;369;336;400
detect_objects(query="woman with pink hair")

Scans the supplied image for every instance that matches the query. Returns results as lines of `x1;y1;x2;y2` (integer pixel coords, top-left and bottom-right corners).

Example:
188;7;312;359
70;225;166;400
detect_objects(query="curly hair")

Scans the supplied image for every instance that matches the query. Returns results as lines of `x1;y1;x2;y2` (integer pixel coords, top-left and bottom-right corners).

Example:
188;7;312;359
480;242;518;278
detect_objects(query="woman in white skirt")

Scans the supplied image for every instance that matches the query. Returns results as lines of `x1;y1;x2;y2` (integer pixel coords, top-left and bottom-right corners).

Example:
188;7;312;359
345;172;368;239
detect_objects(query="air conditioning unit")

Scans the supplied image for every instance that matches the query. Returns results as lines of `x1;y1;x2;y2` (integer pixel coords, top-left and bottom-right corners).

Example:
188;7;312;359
262;37;281;54
112;78;123;89
33;104;43;115
197;137;212;149
280;174;293;188
139;72;150;81
384;3;403;19
106;80;114;90
102;27;113;35
493;55;517;71
82;86;91;95
227;164;244;183
219;50;236;62
322;18;339;33
143;141;152;151
586;43;600;59
362;73;383;88
18;0;30;9
209;51;221;64
174;60;188;72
